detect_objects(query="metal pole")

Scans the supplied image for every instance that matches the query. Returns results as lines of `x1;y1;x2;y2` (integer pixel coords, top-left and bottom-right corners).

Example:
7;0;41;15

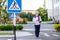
13;13;16;40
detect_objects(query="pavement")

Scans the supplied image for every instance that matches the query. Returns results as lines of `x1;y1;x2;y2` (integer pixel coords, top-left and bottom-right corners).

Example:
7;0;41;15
0;23;60;40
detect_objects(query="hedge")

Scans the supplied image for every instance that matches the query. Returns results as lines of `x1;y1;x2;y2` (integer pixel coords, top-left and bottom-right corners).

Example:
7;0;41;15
0;24;23;31
54;24;60;32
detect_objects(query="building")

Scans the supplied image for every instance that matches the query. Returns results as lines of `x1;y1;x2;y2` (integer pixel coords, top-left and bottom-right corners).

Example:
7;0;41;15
47;0;60;20
22;10;35;14
53;0;60;20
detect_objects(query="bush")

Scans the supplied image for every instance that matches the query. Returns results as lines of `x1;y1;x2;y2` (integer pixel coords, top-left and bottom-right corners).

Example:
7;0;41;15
54;24;60;31
0;24;23;31
16;25;23;30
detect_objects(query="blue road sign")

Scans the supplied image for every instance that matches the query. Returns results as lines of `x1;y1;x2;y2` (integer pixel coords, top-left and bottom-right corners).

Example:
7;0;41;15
7;0;22;13
10;13;18;19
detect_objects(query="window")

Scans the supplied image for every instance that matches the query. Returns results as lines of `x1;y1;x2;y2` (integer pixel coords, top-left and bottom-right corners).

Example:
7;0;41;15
53;0;60;4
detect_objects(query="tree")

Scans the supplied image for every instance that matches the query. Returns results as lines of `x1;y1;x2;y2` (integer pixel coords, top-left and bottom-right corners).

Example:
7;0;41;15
19;12;27;18
0;0;2;23
37;7;48;21
0;0;10;24
1;9;10;24
27;12;34;21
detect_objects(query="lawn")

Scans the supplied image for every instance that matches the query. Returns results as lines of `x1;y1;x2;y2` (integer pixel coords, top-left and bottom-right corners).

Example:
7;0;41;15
0;32;13;35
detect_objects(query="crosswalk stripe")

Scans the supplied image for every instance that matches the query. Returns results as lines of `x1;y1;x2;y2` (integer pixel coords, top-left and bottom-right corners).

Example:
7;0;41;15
52;34;59;37
43;33;50;37
16;32;33;37
8;39;12;40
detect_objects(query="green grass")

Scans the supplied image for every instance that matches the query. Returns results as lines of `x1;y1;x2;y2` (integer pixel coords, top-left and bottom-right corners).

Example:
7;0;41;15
0;32;13;35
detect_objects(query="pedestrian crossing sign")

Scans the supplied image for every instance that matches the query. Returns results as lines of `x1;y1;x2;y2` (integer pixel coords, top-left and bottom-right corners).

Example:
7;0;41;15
7;0;22;13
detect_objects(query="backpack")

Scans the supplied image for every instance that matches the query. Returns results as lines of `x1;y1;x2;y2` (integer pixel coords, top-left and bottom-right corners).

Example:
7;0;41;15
34;16;40;21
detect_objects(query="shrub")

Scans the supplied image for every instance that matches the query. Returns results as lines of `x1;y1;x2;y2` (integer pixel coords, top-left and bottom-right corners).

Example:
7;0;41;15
0;25;5;30
0;24;23;31
4;24;13;30
16;24;23;30
54;24;60;31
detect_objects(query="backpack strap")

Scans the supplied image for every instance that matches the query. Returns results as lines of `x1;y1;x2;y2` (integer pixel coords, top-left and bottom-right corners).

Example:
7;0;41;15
34;16;40;21
38;16;40;21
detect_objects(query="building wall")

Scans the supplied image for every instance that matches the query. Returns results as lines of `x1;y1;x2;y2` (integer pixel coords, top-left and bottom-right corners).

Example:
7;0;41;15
46;0;53;19
53;0;60;20
22;10;35;14
47;0;60;20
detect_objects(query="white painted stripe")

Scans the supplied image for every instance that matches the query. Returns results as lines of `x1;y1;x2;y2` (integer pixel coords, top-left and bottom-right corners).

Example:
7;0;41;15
16;32;33;37
17;39;23;40
8;39;12;40
18;39;42;40
23;29;35;31
44;33;50;37
52;34;59;37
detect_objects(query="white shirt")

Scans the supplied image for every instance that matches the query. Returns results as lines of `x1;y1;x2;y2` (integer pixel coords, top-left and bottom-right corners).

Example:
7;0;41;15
33;16;42;25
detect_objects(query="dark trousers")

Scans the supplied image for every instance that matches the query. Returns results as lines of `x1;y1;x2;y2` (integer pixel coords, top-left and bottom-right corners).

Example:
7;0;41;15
34;25;40;37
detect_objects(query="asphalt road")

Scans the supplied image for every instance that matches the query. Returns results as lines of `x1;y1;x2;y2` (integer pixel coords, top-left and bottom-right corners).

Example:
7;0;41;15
22;23;55;31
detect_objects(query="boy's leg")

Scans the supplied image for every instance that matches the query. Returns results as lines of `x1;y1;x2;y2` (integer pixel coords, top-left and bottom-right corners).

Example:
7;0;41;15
35;25;38;37
35;25;40;37
37;25;40;37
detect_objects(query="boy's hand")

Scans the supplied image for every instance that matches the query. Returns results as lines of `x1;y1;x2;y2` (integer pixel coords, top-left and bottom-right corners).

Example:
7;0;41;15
36;20;42;23
36;20;39;22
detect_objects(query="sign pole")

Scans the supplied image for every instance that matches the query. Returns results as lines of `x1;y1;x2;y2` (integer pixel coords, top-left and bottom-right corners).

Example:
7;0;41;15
13;13;16;40
8;0;22;40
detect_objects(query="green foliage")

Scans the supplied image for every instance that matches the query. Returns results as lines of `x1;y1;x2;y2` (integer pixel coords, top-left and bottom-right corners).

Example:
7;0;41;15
16;25;23;30
0;0;11;24
48;17;53;21
19;12;27;18
19;12;34;21
54;24;60;31
0;25;13;30
37;7;48;21
27;12;34;21
2;10;10;19
1;10;10;24
0;24;23;30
